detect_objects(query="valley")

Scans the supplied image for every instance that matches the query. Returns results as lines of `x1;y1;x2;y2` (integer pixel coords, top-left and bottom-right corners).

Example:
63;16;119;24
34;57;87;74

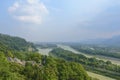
0;33;120;80
57;44;120;65
38;44;120;80
1;1;120;80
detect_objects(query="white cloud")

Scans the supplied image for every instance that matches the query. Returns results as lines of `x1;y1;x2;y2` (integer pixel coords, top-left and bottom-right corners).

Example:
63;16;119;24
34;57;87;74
8;2;19;12
8;0;49;24
14;15;42;24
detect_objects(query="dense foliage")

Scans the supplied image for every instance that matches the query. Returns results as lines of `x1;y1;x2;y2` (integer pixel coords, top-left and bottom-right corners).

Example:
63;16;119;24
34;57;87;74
0;52;91;80
0;33;37;52
0;52;25;80
50;48;120;80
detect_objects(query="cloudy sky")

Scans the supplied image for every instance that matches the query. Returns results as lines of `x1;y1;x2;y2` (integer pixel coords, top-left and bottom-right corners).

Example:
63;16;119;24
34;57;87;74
0;0;120;42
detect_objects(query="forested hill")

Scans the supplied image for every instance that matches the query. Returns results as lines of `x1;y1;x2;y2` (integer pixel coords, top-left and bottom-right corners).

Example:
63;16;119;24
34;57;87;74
0;33;36;52
0;33;91;80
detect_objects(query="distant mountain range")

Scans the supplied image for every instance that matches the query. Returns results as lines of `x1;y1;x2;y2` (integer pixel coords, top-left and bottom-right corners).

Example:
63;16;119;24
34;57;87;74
81;35;120;46
103;35;120;46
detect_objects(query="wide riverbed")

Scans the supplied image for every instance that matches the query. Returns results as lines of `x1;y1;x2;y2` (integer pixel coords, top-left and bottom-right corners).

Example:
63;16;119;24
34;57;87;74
57;44;120;65
38;45;117;80
57;44;117;80
37;48;52;56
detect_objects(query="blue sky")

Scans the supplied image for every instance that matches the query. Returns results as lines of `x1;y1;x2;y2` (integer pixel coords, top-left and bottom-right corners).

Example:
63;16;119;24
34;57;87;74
0;0;120;42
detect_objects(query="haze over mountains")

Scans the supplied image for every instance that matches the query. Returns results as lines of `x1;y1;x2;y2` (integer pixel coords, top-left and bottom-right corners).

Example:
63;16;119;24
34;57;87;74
103;35;120;45
1;0;120;42
1;0;120;80
81;35;120;46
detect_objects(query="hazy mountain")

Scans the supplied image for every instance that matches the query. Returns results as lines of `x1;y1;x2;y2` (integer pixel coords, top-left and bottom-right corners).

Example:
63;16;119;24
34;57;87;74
81;35;120;46
103;35;120;46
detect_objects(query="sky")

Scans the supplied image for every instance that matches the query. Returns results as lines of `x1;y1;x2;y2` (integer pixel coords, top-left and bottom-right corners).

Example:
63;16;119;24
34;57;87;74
0;0;120;42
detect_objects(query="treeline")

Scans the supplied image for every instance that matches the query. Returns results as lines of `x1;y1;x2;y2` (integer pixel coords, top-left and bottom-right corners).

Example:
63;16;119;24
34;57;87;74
70;45;120;59
0;33;37;52
50;48;120;80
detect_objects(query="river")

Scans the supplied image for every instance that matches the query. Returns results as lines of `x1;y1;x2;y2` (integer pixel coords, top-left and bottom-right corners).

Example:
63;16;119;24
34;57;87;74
37;44;117;80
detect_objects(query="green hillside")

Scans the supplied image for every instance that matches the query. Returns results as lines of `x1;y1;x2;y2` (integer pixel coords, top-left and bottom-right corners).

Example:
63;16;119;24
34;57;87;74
0;33;36;52
0;34;91;80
